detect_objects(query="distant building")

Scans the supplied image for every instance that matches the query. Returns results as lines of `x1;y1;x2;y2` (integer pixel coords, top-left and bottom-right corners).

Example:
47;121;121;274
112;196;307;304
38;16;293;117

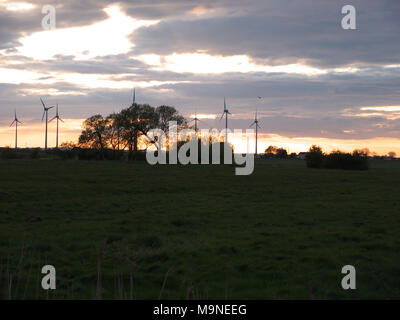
297;152;307;160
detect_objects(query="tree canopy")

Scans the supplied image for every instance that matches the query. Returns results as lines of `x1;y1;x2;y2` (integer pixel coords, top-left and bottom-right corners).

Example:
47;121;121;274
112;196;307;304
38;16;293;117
78;104;187;157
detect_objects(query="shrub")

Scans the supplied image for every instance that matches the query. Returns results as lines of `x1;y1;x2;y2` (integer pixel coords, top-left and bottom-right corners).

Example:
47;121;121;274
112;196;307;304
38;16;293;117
306;145;324;168
0;147;18;159
306;146;369;170
324;150;369;170
77;148;102;160
54;148;76;160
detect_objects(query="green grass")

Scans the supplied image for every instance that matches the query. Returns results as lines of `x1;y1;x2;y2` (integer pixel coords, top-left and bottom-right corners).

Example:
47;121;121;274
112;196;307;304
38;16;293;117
0;159;400;299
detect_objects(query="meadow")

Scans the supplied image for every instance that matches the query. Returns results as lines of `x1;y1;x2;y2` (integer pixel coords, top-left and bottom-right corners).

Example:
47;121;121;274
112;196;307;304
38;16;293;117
0;158;399;299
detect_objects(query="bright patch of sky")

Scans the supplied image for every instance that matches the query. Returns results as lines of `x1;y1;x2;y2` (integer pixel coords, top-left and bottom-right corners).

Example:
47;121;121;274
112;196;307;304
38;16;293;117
16;5;158;60
0;1;35;11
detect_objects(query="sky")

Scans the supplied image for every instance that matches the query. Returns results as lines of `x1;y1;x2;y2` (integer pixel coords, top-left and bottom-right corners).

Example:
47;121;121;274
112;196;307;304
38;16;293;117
0;0;399;154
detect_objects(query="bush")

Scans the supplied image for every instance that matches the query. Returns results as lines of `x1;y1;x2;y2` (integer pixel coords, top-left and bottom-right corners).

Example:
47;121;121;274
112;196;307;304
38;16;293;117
324;151;369;170
306;146;369;170
54;148;76;160
77;148;102;160
0;147;18;159
306;145;324;168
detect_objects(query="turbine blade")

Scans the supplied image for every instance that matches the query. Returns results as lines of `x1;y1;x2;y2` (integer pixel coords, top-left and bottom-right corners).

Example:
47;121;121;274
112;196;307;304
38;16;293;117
59;118;64;123
42;111;45;122
40;98;46;109
49;116;56;122
219;112;225;121
10;120;15;127
48;106;55;110
257;124;262;129
250;121;255;127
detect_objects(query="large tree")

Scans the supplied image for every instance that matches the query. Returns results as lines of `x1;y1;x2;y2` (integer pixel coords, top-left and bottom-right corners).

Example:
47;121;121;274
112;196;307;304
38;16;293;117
119;104;158;155
106;112;123;151
155;105;187;151
156;105;186;132
78;115;110;157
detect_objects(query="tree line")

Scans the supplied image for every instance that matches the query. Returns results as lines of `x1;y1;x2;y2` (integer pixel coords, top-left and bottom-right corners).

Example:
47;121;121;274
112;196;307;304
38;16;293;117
75;103;186;159
306;145;370;170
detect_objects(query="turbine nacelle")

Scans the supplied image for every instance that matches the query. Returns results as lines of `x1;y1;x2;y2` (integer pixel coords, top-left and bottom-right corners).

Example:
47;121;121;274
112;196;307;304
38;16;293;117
220;97;232;121
10;109;22;126
40;98;55;122
250;109;261;129
49;104;64;123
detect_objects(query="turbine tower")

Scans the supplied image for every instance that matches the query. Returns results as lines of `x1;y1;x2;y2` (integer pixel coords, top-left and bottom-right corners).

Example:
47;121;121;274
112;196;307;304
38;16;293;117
10;109;22;149
220;97;231;142
250;109;262;155
190;111;201;133
40;98;54;150
50;104;64;149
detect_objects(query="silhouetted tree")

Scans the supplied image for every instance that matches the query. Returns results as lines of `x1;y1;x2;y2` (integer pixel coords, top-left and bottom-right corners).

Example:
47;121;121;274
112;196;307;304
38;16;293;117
59;141;77;149
79;115;109;158
155;105;187;151
156;105;186;132
276;148;288;159
388;151;396;159
306;145;324;168
119;104;158;158
265;146;278;155
106;112;123;151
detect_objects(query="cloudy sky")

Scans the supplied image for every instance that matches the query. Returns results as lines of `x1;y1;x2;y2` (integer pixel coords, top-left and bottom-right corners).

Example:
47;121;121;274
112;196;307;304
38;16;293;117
0;0;399;154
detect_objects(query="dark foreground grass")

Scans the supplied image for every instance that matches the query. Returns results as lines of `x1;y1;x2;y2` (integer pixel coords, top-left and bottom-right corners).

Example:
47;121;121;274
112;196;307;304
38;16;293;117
0;159;400;299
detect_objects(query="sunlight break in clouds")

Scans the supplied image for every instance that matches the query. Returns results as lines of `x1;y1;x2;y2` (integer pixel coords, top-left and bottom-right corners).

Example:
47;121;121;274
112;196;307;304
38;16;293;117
17;5;158;60
137;53;328;76
360;106;400;112
343;106;400;120
0;1;35;11
189;113;217;119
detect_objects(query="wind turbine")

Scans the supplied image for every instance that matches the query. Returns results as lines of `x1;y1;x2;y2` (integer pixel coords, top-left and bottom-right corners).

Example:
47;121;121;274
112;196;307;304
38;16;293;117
190;111;201;133
49;104;64;148
250;109;262;155
220;97;231;142
10;109;22;149
40;98;55;149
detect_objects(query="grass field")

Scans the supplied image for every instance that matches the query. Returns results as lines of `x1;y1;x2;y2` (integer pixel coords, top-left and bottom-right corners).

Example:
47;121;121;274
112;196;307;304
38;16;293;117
1;159;400;299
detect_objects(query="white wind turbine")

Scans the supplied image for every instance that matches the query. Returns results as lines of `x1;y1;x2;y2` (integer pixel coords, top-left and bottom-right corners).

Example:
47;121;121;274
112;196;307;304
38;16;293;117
219;97;231;142
250;109;262;155
190;110;201;133
49;104;64;148
40;98;55;149
10;109;22;149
